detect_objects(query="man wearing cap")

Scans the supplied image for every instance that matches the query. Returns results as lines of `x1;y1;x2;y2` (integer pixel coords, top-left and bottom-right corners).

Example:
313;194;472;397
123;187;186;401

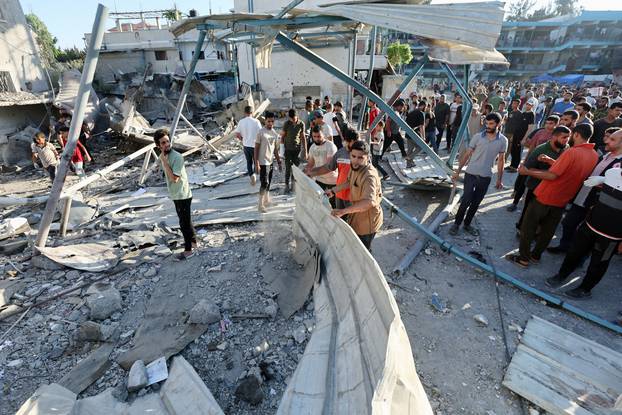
325;140;383;251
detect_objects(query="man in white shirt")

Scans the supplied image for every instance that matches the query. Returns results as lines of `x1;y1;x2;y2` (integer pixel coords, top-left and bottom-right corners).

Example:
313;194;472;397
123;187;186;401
305;125;338;207
322;103;337;143
235;105;262;185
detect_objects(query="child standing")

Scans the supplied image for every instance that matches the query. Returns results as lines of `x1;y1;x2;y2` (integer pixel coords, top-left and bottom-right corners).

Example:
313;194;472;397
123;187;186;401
371;121;389;180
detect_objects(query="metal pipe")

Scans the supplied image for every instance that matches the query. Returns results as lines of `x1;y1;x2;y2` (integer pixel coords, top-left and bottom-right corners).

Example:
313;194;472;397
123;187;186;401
275;33;451;174
35;4;109;248
357;26;377;131
381;197;622;335
348;30;357;123
392;189;461;275
169;29;207;145
442;63;473;167
366;55;428;135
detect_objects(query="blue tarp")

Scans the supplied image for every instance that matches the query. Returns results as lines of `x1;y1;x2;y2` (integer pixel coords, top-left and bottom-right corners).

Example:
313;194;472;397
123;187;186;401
531;73;585;86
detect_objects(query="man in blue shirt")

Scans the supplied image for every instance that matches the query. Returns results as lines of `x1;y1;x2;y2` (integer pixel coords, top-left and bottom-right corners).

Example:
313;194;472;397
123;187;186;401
551;92;575;115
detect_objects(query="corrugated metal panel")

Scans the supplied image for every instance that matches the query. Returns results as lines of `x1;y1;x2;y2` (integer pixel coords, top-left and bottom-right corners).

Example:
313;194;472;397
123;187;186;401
320;2;505;51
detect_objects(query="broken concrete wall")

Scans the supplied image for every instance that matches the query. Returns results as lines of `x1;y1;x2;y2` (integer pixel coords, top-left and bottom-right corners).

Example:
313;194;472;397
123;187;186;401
282;167;433;414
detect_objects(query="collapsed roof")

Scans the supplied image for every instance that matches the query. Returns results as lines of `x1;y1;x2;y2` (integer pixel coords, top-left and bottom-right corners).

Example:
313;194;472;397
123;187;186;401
170;1;508;66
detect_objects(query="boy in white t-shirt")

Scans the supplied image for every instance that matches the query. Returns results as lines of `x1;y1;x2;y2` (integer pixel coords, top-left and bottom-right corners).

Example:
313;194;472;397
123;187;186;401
370;121;389;180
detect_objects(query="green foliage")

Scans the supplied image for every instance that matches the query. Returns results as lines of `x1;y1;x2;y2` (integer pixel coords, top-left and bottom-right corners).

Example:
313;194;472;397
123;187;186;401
25;13;58;67
506;0;581;21
386;41;413;73
163;9;181;21
56;47;86;64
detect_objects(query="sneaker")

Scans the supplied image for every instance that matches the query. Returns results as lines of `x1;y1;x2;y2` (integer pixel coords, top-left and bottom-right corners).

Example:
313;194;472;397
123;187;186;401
505;253;529;268
564;287;592;300
506;204;517;212
176;251;195;261
250;175;256;186
546;245;567;255
545;275;567;289
448;224;459;236
529;253;541;264
463;225;480;236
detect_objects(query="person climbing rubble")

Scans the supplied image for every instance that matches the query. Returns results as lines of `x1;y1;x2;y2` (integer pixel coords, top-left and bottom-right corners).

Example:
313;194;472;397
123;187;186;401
31;131;59;182
153;128;196;260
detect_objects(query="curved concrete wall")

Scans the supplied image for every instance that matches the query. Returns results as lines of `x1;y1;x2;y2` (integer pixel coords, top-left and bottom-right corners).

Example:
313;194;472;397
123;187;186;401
278;167;433;415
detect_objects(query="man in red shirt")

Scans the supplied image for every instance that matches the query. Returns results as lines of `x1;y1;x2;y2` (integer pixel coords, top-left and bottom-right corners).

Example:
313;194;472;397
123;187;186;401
507;123;598;267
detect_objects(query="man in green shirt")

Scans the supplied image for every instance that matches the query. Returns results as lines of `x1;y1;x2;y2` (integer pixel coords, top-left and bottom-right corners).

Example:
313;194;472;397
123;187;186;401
280;108;307;193
154;129;196;260
515;125;571;232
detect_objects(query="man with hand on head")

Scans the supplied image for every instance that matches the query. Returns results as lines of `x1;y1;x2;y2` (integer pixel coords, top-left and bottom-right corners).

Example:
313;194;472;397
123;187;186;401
154;129;196;260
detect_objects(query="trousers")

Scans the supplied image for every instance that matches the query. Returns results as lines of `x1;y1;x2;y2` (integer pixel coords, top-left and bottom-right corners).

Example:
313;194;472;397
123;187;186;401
243;146;255;177
284;149;300;187
516;188;535;230
371;154;388;178
557;223;619;292
454;173;491;227
519;199;563;258
259;164;273;194
557;204;588;251
173;197;196;251
512;174;528;205
358;233;376;252
382;133;407;158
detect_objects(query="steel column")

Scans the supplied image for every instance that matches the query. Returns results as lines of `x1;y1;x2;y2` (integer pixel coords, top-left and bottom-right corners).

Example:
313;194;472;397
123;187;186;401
35;4;109;248
357;26;377;130
169;29;207;145
441;63;472;167
347;31;357;122
367;55;428;135
276;32;451;175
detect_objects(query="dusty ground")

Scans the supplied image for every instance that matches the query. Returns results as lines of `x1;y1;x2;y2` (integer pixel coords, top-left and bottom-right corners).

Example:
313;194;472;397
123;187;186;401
1;137;621;414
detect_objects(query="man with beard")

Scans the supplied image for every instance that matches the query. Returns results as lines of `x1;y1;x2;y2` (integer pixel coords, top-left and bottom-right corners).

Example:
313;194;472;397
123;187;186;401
154;129;196;260
449;113;507;236
547;126;622;254
281;109;307;193
325;140;383;251
551;91;575;114
514;126;571;231
508;124;598;268
592;102;622;153
559;109;579;129
255;112;282;213
507;115;560;212
307;128;359;211
305;126;338;207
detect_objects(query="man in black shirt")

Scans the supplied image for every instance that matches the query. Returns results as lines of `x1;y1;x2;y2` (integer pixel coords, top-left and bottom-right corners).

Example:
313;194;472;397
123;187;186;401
505;98;535;171
434;94;450;151
405;100;426;167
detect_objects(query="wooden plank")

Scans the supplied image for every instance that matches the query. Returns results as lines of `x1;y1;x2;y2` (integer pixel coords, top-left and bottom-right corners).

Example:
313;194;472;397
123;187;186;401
503;316;622;415
522;316;622;392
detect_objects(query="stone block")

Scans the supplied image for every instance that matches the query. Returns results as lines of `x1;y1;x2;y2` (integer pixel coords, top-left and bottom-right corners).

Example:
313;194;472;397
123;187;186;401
0;278;25;307
188;299;220;325
160;356;224;415
15;383;76;415
86;287;122;320
127;360;148;392
58;344;114;394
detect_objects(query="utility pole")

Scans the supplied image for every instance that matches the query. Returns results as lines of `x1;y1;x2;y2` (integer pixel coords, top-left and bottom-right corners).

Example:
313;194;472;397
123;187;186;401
35;4;109;248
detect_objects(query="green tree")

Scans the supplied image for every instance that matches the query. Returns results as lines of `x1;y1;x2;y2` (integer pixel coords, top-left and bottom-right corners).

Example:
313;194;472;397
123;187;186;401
25;13;59;67
386;41;413;74
163;9;181;22
506;0;537;21
552;0;581;16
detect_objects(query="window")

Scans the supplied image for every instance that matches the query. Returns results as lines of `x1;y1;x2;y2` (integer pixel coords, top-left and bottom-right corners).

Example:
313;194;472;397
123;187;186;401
192;50;205;60
179;51;183;61
155;50;167;61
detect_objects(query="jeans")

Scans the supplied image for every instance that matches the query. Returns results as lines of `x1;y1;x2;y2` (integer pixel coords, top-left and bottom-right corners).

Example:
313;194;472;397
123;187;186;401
435;124;445;150
259;164;273;194
371;154;388;178
284;149;300;188
445;125;454;150
382;133;407;158
557;204;588;251
454;173;491;227
519;199;564;259
426;130;439;152
358;233;376;252
173;197;196;251
557;223;618;292
243;146;255;177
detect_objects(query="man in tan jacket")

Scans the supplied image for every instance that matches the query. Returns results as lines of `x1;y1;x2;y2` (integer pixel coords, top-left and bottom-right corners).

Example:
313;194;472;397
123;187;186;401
325;140;383;251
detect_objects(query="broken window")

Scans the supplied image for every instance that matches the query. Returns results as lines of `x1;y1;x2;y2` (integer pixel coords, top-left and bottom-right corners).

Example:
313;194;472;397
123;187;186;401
0;71;16;92
178;50;183;61
192;50;205;60
154;50;167;61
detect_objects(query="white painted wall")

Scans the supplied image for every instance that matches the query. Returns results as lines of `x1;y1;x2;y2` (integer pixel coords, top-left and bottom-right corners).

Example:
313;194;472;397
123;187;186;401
0;0;49;93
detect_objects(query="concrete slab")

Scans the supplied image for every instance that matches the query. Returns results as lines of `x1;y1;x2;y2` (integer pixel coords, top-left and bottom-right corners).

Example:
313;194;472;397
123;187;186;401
15;383;76;415
58;343;114;394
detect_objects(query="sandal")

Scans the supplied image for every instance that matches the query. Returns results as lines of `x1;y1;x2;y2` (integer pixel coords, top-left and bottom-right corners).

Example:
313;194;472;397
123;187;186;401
505;253;529;268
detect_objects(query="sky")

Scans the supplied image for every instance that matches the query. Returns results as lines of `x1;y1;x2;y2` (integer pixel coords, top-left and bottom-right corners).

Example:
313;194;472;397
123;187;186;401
21;0;622;49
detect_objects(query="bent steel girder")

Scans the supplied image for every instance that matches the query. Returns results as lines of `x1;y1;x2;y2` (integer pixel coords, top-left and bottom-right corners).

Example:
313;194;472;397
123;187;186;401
440;62;473;167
